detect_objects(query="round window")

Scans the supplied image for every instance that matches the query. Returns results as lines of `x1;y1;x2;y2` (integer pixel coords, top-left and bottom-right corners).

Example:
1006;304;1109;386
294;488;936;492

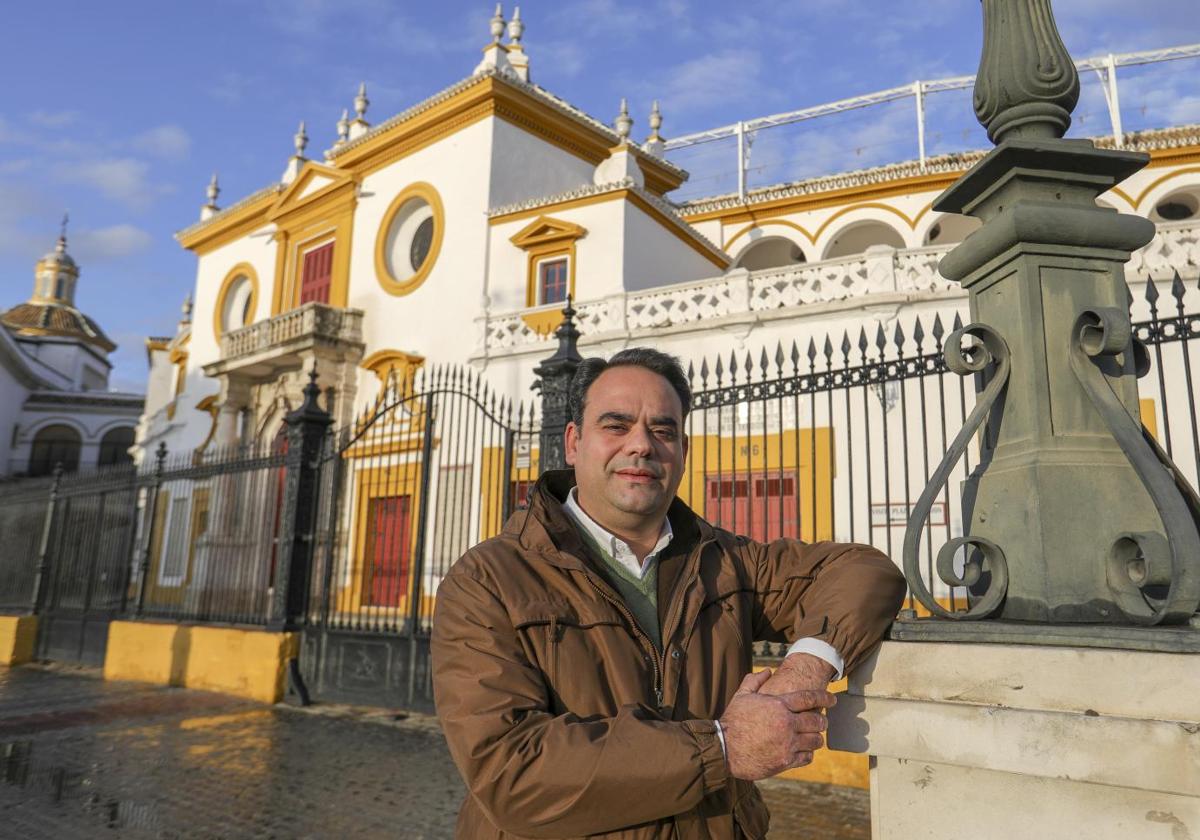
375;183;444;297
222;276;254;333
1153;193;1198;222
385;199;435;278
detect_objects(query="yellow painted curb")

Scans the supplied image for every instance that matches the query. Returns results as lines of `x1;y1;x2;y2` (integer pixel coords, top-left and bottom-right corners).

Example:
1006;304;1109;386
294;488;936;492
0;615;37;665
103;620;299;704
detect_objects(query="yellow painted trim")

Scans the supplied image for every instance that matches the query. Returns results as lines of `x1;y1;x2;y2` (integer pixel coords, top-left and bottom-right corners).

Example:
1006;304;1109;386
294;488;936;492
1106;187;1136;208
684;171;962;226
492;189;728;269
212;262;260;343
360;349;426;392
193;395;220;463
0;615;37;665
724;219;816;251
509;215;587;312
266;161;358;315
145;338;169;353
177;189;279;255
1141;397;1158;441
104;620;299;704
374;182;446;297
328;76;682;193
813;201;919;244
1131;165;1200;209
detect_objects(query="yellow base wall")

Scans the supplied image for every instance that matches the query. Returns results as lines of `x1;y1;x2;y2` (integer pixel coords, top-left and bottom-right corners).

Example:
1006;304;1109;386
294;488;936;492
104;620;299;704
0;615;37;665
755;670;870;789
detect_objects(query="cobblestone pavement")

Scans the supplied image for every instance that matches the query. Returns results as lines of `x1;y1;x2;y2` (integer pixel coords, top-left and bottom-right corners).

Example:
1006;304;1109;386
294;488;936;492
0;664;868;839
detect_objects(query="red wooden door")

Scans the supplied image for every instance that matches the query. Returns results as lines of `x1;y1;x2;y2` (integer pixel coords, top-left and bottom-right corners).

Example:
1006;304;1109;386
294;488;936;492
706;472;799;542
367;496;411;607
299;242;334;305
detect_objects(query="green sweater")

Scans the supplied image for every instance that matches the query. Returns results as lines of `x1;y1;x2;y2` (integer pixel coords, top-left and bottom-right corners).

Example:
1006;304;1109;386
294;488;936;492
573;526;663;653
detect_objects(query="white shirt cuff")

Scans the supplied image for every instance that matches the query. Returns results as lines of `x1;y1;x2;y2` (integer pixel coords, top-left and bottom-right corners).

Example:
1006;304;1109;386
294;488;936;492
785;638;844;680
713;718;727;760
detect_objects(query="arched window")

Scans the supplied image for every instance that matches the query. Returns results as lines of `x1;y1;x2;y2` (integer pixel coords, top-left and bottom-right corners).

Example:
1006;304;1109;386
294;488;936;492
97;427;136;467
823;221;905;260
28;424;82;476
734;237;807;271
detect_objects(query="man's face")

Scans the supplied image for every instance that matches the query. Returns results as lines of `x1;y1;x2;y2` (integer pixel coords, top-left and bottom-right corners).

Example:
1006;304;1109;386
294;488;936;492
564;365;688;532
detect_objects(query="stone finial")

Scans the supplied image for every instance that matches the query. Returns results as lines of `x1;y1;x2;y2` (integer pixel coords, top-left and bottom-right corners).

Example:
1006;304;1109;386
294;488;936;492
201;174;220;220
973;0;1080;144
294;121;309;157
490;3;506;42
57;212;69;252
180;294;193;326
643;101;665;156
614;98;633;142
335;109;349;146
507;6;523;44
354;82;369;120
348;83;372;141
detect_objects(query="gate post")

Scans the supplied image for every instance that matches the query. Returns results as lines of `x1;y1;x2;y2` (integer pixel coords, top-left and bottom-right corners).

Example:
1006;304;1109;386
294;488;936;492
532;299;583;475
268;367;333;632
29;463;64;614
133;444;168;617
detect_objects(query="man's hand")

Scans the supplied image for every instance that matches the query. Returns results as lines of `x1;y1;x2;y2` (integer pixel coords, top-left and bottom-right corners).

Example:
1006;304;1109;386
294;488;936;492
759;653;836;697
718;669;836;781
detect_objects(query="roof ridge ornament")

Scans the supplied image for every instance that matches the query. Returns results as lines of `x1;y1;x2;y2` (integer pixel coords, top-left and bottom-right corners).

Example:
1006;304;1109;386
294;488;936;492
201;173;220;220
334;109;350;148
973;0;1080;144
349;83;371;140
490;3;506;43
644;100;665;156
506;6;530;81
614;98;633;142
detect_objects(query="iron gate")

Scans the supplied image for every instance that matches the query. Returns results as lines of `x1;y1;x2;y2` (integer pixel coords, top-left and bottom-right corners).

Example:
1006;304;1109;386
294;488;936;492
300;365;539;711
33;466;139;665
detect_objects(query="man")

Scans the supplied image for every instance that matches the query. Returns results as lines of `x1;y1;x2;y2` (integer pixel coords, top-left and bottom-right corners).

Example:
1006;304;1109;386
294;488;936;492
432;348;906;839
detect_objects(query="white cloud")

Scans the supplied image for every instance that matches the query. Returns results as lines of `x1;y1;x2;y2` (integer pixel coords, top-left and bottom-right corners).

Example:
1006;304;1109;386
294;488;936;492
132;124;191;161
29;110;80;129
71;224;154;261
53;157;163;209
654;49;767;117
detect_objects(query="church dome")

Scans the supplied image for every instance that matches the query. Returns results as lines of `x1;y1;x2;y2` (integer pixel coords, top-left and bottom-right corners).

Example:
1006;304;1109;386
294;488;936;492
0;301;116;352
1;217;117;354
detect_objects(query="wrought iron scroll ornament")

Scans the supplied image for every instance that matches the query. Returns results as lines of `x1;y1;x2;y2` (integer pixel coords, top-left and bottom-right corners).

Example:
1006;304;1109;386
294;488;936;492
1070;308;1200;625
904;323;1012;620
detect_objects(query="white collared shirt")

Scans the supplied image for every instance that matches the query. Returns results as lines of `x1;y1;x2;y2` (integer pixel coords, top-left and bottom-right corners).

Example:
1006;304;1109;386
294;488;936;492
562;487;672;579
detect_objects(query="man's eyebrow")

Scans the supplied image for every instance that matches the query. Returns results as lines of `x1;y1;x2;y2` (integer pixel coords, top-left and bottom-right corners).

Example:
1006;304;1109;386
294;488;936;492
595;411;636;424
649;416;679;428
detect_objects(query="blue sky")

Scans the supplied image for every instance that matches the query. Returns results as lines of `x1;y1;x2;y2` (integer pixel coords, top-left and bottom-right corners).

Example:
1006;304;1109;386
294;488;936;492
1;0;1196;391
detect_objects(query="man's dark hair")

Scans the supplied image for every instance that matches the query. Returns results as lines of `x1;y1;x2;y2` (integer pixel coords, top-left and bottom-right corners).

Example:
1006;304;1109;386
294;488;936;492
568;347;692;429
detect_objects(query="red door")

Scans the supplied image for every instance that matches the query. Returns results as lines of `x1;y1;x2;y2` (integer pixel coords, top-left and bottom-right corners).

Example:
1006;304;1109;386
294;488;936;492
299;242;334;305
706;472;799;542
367;496;411;607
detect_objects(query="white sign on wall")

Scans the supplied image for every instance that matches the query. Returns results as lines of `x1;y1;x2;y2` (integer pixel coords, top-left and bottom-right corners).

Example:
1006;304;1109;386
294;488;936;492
870;501;947;528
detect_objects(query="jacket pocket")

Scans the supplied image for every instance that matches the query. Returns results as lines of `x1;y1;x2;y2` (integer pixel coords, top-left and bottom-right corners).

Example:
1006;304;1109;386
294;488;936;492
731;783;770;840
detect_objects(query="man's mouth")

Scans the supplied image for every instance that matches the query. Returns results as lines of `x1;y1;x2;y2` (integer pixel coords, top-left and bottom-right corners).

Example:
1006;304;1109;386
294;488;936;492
615;468;660;484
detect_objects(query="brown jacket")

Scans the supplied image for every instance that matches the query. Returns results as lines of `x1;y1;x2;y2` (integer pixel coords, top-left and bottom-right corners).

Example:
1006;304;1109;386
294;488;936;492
432;471;905;840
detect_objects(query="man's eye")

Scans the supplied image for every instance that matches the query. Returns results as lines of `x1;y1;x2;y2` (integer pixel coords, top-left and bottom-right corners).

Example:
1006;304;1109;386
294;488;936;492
654;428;677;439
604;424;626;432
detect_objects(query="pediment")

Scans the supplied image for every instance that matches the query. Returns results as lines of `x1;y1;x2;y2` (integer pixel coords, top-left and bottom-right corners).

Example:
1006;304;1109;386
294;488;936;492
268;162;356;220
509;215;588;249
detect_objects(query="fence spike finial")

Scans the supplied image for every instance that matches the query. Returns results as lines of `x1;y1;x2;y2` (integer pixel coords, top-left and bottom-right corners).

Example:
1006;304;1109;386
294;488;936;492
686;360;695;386
774;341;785;373
893;320;906;349
759;347;769;378
714;353;724;383
1144;275;1160;308
1172;270;1186;305
875;323;887;352
913;316;926;350
789;340;800;371
806;337;817;364
932;313;945;343
823;335;833;362
951;311;964;331
840;330;852;362
700;357;710;386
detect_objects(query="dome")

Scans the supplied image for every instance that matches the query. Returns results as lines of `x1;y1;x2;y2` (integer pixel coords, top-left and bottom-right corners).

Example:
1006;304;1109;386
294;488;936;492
0;301;116;352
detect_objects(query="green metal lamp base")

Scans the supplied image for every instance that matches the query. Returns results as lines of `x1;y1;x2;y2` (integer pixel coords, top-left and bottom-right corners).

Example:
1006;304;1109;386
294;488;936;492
890;615;1200;653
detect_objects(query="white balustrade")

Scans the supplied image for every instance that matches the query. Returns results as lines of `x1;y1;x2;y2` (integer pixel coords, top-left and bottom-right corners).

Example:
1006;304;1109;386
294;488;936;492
220;302;364;361
480;222;1198;354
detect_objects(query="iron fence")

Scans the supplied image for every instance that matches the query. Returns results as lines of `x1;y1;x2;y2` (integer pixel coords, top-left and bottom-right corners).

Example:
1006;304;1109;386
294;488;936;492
680;272;1200;636
134;443;289;627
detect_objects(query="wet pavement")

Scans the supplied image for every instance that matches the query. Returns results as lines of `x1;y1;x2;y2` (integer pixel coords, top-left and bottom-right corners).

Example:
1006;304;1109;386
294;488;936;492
0;664;868;839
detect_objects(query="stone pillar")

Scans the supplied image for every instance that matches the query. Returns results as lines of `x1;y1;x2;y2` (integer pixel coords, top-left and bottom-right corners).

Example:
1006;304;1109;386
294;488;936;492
215;377;251;450
533;300;583;475
828;643;1199;839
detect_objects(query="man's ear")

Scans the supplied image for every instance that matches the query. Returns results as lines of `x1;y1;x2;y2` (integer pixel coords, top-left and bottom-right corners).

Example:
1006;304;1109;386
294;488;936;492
682;431;689;461
564;421;579;466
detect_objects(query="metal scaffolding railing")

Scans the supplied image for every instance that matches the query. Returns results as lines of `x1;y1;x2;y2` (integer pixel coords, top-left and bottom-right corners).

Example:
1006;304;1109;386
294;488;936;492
664;43;1200;202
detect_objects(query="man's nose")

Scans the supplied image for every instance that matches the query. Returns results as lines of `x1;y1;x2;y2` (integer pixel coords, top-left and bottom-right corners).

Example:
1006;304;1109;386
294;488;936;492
624;423;655;456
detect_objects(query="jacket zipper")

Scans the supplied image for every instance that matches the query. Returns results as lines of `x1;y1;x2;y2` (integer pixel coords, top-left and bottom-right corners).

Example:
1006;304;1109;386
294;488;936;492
583;574;664;706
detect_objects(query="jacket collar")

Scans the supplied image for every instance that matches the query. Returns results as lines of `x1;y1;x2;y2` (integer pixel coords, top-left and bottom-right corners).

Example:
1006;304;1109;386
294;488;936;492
509;469;713;569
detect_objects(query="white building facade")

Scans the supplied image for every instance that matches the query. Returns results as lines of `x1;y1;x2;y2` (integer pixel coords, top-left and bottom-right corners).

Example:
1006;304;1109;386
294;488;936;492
0;228;144;479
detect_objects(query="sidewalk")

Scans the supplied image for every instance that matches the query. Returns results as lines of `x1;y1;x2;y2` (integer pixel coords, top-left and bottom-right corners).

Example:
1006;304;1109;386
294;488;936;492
0;665;868;839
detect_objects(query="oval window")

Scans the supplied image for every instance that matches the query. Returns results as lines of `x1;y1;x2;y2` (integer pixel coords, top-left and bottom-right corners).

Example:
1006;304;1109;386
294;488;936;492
222;276;254;333
375;182;444;297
